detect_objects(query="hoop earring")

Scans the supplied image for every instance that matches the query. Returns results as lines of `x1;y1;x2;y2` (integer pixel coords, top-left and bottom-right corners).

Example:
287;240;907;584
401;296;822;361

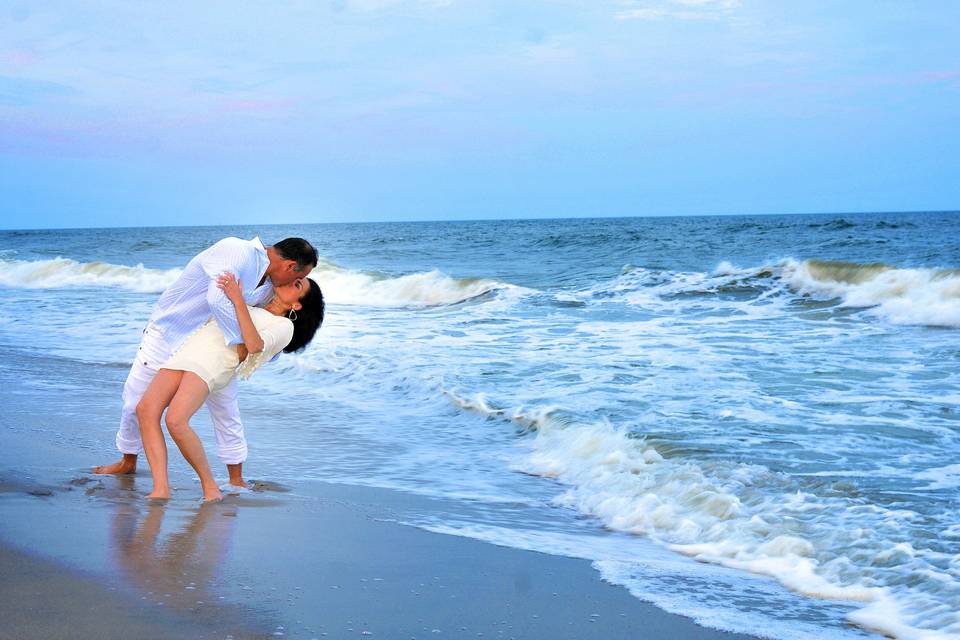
288;309;298;321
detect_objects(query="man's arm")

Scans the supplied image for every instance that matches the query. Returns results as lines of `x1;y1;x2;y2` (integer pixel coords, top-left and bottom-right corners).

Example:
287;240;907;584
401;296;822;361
206;279;245;346
217;274;265;354
198;239;253;347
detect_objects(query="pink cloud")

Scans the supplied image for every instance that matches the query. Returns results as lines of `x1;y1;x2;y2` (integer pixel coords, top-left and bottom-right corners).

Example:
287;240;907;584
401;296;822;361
0;49;40;68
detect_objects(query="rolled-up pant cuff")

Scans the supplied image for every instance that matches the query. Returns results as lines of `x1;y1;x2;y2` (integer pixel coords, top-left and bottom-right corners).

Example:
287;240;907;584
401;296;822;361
116;433;143;455
217;444;248;465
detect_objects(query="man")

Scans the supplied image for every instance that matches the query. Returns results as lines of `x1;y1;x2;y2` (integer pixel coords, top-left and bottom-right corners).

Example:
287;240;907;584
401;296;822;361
93;236;318;489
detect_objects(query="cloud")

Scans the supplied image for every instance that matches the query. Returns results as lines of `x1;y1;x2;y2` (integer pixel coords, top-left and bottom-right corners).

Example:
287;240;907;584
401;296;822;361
0;48;39;68
616;0;741;21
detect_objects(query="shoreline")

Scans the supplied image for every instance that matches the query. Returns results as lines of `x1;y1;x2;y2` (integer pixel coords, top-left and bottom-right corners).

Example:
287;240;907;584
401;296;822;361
0;475;762;640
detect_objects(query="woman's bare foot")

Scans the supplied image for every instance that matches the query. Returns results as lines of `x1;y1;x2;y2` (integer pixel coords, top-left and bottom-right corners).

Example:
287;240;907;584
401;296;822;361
146;489;170;500
92;454;138;475
202;489;223;502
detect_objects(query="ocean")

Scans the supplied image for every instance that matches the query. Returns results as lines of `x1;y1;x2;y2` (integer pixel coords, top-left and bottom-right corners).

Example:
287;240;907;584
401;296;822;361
0;212;958;639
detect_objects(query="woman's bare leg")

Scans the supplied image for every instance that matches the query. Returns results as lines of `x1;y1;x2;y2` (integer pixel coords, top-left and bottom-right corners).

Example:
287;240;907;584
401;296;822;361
164;373;222;501
136;369;184;499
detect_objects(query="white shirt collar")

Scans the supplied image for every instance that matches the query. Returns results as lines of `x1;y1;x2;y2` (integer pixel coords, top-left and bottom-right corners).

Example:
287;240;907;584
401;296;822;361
250;237;271;290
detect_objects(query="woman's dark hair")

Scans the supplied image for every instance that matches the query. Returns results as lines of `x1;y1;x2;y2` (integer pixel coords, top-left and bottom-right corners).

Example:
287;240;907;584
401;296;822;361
273;237;318;273
284;278;325;353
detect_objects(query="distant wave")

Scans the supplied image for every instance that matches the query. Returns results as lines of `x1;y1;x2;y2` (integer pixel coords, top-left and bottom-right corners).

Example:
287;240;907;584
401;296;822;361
779;259;960;327
0;256;523;308
806;217;856;230
0;257;181;293
587;258;960;328
309;261;526;308
4;254;954;323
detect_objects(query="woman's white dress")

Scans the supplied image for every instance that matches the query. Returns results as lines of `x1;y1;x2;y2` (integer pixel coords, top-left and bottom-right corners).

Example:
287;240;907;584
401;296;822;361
161;307;294;392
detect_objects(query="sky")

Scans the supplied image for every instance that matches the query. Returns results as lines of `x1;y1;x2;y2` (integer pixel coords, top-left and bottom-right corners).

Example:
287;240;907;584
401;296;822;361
0;0;958;229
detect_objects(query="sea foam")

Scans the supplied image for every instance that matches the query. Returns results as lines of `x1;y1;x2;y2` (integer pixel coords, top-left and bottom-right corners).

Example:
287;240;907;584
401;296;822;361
717;257;960;328
308;262;524;308
0;257;181;293
780;259;960;328
0;256;522;308
599;258;960;328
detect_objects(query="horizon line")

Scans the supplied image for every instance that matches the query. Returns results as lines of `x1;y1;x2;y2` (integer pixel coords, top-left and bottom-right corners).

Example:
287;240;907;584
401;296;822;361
1;208;957;233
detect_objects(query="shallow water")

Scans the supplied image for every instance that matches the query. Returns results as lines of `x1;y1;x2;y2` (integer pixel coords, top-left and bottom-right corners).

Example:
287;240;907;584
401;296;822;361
1;212;958;639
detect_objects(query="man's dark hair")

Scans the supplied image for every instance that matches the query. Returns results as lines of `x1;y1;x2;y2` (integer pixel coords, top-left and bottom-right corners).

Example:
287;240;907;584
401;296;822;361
273;238;318;273
284;279;325;353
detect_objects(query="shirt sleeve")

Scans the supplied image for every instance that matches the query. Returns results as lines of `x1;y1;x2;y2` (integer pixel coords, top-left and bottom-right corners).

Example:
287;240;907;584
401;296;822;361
205;280;243;346
235;317;294;381
198;239;252;346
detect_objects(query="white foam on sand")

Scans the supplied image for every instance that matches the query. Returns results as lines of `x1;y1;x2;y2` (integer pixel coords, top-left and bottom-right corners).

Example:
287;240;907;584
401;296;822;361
416;520;868;640
442;389;960;639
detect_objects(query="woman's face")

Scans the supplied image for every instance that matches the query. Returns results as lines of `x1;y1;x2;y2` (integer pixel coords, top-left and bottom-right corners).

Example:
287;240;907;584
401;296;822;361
275;277;311;311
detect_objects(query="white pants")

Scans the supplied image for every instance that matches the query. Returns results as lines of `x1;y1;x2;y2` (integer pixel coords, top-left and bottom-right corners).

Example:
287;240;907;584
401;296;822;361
116;324;248;464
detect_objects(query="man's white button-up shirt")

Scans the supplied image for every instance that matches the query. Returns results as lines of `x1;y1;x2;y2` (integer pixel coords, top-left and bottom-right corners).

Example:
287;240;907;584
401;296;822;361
148;237;274;351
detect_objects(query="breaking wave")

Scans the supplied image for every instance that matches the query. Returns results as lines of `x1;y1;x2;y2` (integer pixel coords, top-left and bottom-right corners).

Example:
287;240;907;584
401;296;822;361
586;258;960;328
779;259;960;327
0;257;181;293
309;262;526;308
0;256;523;308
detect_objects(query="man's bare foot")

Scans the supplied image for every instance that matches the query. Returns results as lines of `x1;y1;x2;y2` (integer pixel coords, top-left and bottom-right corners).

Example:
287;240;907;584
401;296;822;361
203;489;223;502
92;454;138;475
146;490;170;500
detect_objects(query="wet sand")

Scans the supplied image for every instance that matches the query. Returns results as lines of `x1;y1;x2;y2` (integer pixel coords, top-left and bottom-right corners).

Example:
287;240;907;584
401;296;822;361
0;475;761;640
0;542;243;640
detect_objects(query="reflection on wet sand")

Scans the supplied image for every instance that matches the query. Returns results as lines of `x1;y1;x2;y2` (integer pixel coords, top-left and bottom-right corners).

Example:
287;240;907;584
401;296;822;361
109;496;275;639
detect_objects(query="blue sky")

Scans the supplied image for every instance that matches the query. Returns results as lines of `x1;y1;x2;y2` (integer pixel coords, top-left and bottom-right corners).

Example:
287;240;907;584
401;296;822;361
1;0;958;229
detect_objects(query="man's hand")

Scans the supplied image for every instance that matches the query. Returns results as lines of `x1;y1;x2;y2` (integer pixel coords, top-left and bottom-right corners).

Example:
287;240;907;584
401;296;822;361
236;344;249;362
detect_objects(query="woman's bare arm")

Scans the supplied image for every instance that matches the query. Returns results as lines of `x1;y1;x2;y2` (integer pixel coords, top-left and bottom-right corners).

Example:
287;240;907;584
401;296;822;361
216;273;265;354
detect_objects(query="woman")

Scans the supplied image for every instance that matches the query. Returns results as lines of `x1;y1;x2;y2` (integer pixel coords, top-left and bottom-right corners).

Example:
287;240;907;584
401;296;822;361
136;272;324;501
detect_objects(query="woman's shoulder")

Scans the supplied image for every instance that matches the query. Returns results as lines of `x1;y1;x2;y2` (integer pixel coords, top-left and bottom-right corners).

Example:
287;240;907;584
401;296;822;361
249;306;293;326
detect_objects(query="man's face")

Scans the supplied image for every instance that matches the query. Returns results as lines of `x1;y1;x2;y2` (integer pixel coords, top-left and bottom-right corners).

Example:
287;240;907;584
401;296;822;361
272;261;313;286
